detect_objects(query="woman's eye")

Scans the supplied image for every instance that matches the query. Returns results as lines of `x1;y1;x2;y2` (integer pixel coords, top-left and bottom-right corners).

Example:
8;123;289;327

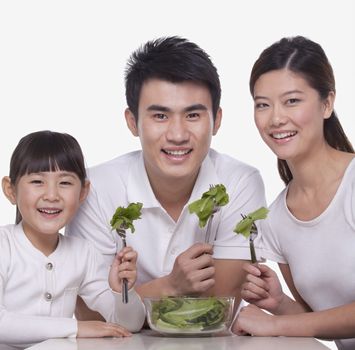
255;103;268;109
287;98;300;105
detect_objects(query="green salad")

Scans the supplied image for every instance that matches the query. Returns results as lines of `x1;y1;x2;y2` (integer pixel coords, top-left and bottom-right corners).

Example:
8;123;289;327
150;297;231;332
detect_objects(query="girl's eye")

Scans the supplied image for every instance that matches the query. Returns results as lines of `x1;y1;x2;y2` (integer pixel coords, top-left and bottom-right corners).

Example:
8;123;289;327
30;180;43;184
60;181;73;186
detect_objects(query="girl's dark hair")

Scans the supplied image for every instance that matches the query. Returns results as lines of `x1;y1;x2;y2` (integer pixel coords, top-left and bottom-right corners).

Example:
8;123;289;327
249;36;354;185
9;130;87;224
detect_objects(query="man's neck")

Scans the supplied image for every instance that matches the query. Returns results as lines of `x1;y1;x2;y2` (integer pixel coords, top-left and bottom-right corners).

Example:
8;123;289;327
148;173;199;222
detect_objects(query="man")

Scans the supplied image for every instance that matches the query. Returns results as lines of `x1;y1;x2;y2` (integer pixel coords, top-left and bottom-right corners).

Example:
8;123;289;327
66;36;266;319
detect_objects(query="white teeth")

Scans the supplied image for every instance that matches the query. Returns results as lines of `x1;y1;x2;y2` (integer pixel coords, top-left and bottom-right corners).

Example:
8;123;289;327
164;150;190;156
272;131;297;139
38;209;61;214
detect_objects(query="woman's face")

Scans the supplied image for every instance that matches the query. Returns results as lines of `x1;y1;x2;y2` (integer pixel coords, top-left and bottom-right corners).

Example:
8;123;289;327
252;69;334;162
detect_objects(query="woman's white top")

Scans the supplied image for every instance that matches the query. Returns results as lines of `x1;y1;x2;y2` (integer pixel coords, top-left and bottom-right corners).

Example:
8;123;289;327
262;158;355;350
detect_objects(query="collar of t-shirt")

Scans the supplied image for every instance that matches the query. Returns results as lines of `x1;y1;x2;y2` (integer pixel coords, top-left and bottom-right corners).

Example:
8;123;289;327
126;151;220;209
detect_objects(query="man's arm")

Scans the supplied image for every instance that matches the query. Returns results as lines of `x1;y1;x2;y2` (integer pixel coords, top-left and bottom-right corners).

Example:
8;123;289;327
203;259;248;306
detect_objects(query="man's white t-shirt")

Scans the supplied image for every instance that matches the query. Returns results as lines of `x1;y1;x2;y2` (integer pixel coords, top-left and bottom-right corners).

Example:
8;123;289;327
0;223;145;348
261;158;355;350
66;149;266;285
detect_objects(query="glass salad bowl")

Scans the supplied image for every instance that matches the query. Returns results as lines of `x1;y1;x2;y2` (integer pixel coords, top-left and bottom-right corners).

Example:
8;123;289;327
144;296;235;336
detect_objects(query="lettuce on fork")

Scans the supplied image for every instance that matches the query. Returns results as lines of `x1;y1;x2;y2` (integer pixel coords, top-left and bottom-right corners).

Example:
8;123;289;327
188;184;229;228
233;207;269;238
110;202;143;233
234;206;269;263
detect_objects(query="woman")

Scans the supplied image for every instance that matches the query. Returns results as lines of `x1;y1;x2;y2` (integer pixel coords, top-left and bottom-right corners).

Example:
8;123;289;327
232;36;355;350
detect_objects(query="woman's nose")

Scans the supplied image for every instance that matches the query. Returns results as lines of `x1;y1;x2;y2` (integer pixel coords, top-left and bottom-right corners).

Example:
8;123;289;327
271;104;287;127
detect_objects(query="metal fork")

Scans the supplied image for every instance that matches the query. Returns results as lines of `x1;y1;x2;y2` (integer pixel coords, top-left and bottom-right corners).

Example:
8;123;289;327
116;228;129;304
204;184;222;244
204;207;219;244
241;214;258;264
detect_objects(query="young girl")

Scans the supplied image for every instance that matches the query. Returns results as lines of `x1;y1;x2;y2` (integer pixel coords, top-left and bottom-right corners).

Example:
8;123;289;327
0;131;145;349
232;36;355;350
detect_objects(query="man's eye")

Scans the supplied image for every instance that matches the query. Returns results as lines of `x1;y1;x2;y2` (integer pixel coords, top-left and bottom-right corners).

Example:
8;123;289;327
187;113;199;119
154;113;167;120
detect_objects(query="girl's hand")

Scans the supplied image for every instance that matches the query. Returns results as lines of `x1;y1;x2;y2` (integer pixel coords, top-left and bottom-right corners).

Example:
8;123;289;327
109;246;137;293
232;304;277;336
241;263;285;314
77;320;131;337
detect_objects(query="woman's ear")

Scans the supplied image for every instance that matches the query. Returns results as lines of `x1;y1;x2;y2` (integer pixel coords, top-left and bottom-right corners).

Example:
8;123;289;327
125;108;139;136
79;180;90;204
323;91;335;120
2;176;17;205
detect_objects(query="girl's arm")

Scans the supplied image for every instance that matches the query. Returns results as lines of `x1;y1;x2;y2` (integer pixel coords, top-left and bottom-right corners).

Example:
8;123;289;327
0;305;76;347
79;243;145;333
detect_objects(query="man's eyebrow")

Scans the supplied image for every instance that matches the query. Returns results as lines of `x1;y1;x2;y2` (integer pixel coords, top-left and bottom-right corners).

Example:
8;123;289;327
184;104;208;112
146;105;171;112
146;104;208;113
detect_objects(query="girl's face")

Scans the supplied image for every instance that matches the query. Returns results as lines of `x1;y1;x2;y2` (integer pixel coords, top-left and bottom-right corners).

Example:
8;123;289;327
253;69;334;162
4;170;89;240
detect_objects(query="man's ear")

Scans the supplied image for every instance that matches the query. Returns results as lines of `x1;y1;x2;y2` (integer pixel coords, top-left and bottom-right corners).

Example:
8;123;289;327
212;107;222;136
323;91;335;120
79;180;90;204
125;108;139;136
2;176;17;205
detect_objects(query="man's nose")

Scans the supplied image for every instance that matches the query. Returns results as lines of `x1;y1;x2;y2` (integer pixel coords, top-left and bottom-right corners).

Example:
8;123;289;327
166;116;190;143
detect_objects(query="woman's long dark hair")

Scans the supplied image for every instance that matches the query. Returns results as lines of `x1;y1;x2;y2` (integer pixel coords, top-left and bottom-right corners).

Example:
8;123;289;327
9;130;87;224
250;36;354;185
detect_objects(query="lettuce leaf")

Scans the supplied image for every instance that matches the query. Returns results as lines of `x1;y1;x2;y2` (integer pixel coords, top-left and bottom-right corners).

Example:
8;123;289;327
110;202;143;233
151;297;230;331
233;206;269;238
188;184;229;228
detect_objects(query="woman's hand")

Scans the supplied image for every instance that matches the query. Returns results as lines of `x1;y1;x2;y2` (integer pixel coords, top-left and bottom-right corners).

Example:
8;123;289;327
241;263;285;314
232;304;277;336
77;320;131;337
109;246;137;293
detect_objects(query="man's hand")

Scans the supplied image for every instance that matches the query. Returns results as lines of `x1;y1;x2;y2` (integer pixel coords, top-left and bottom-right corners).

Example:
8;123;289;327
166;242;215;295
77;321;131;338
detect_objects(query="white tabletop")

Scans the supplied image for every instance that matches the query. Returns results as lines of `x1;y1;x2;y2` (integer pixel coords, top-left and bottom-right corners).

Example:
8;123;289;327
26;330;331;350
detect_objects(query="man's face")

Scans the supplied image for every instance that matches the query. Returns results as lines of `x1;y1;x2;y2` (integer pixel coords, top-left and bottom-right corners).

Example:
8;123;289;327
126;79;221;185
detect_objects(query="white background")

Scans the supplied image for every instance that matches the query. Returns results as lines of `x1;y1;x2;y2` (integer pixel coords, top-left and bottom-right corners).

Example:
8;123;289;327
1;1;354;348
